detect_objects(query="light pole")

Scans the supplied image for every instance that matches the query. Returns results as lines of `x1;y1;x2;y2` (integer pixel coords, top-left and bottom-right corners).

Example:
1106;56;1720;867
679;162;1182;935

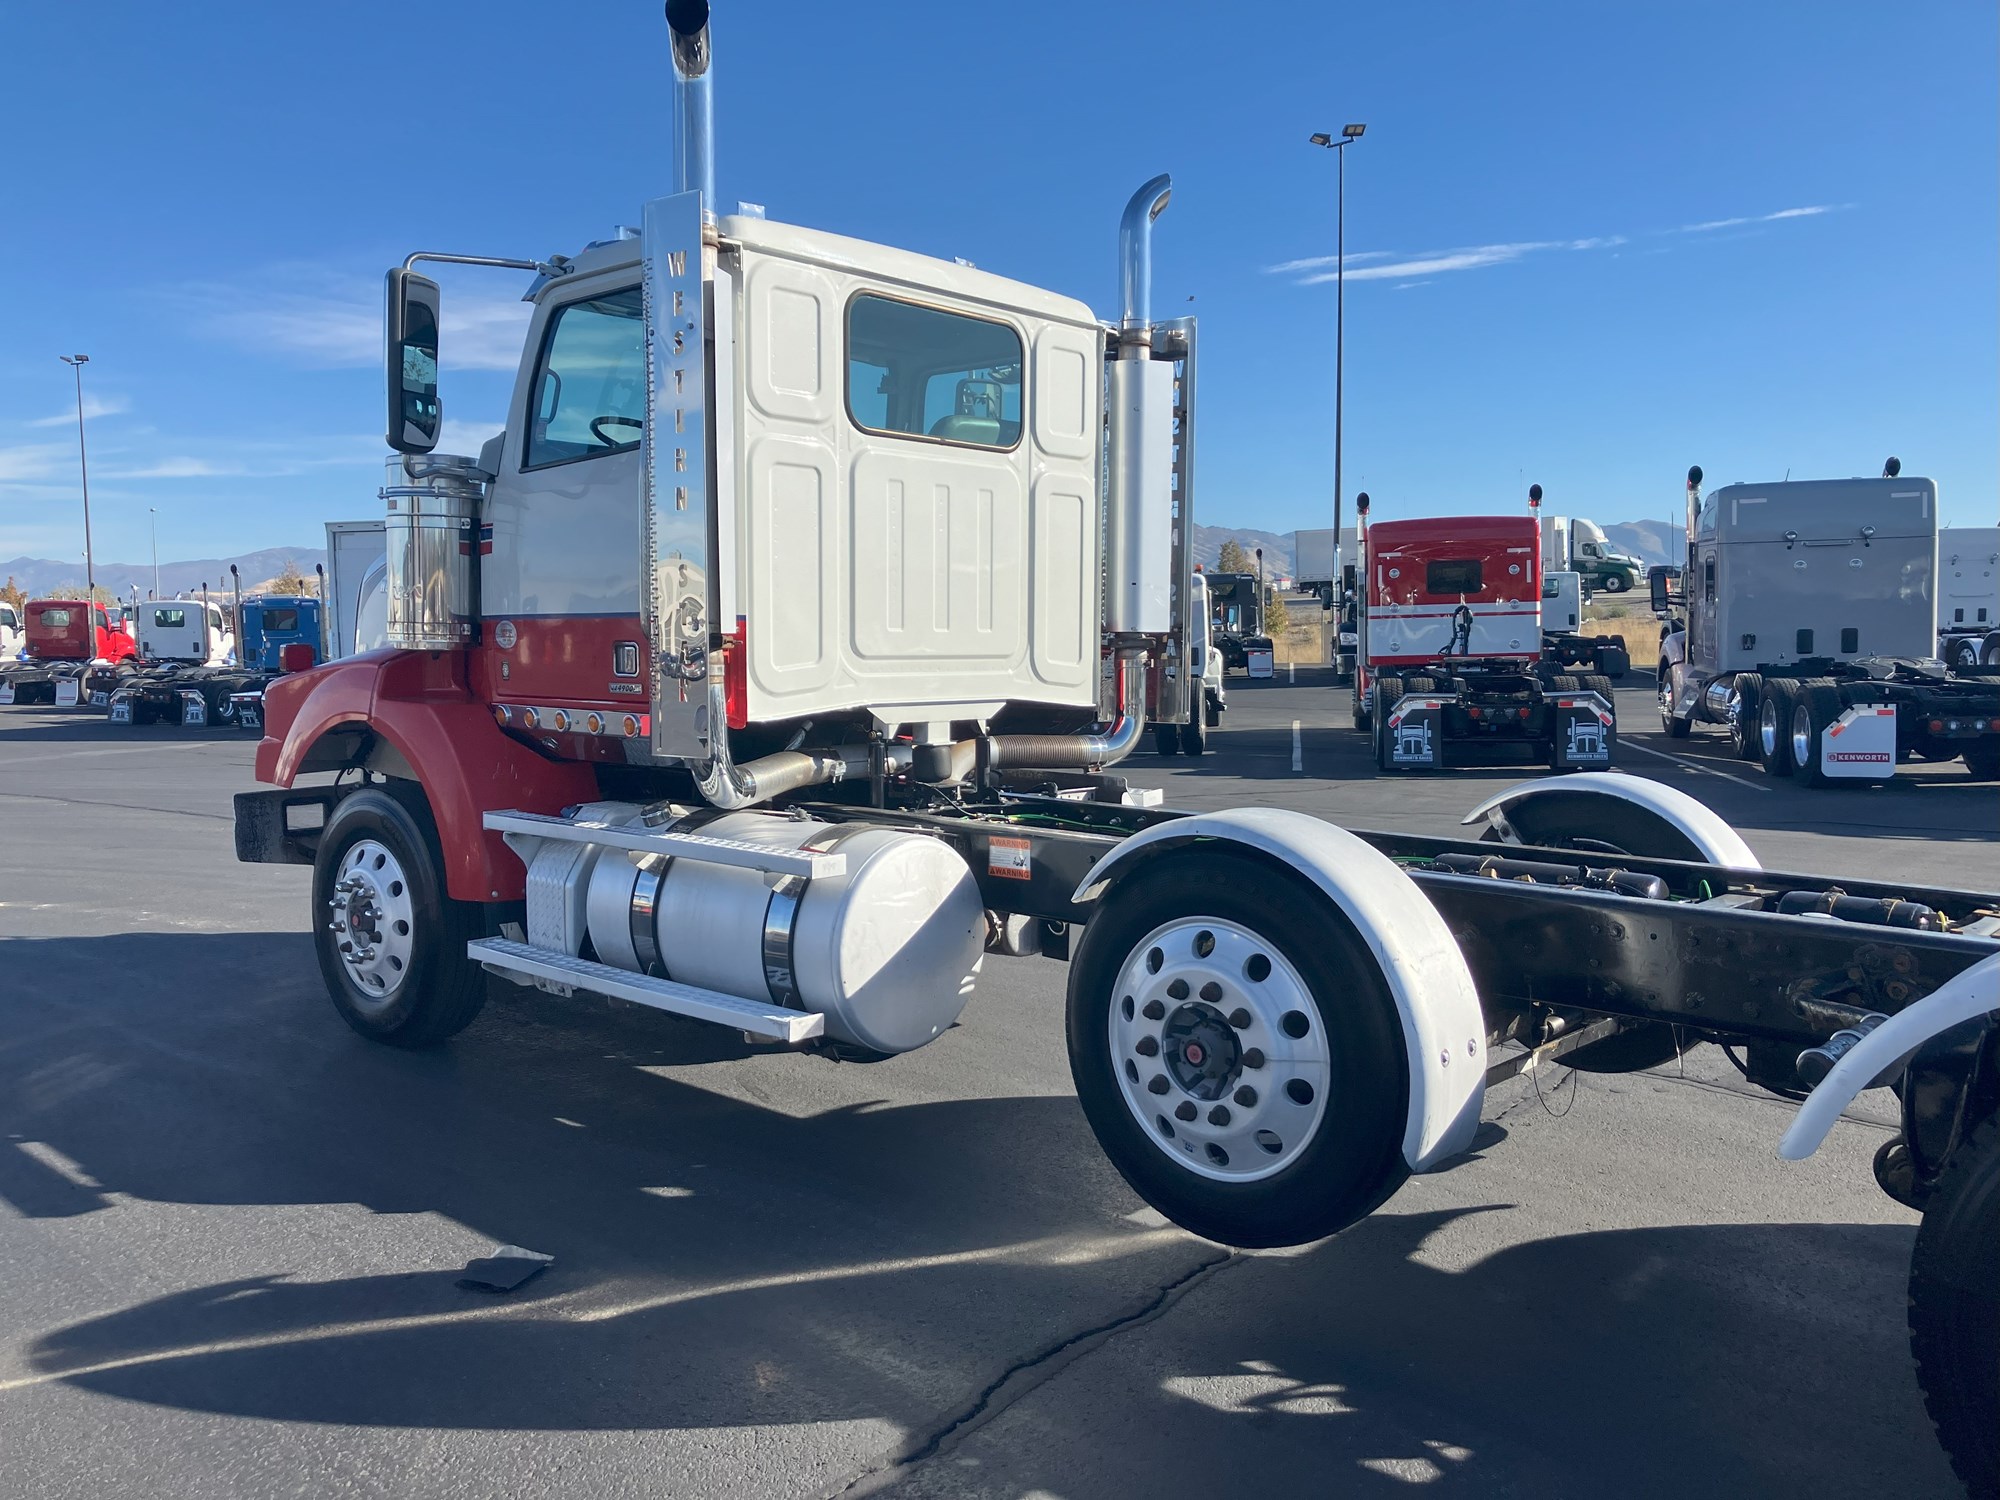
149;507;159;599
1308;124;1366;611
59;354;95;593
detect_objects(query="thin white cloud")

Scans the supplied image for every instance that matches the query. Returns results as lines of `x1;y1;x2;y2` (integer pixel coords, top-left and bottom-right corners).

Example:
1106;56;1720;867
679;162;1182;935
27;393;130;427
1266;204;1838;287
0;442;72;482
1393;281;1433;291
96;458;243;479
1680;204;1840;233
182;265;532;372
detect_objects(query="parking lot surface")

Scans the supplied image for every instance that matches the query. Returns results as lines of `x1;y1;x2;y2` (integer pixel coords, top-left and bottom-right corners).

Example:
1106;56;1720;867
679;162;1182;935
1;670;1992;1499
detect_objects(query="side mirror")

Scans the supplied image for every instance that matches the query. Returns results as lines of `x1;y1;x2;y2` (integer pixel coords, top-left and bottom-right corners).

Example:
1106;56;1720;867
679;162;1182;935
385;269;443;454
1648;565;1682;615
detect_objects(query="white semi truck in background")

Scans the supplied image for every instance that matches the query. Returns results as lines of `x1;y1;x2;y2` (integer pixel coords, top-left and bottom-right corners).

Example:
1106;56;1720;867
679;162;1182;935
1937;524;1999;669
220;9;1996;1483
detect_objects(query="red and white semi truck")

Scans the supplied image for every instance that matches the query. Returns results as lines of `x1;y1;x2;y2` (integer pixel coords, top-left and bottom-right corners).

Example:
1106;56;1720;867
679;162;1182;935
0;598;136;705
1350;493;1617;772
229;9;1996;1479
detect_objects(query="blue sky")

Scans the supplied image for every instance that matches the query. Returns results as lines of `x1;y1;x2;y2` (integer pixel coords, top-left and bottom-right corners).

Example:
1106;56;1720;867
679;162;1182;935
3;0;1994;572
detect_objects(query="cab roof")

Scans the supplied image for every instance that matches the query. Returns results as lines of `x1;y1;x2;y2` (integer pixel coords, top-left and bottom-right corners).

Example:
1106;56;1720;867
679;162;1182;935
1367;515;1540;548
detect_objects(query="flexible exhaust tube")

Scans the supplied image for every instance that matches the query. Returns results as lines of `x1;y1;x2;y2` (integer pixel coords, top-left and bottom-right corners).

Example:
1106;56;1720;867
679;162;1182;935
665;0;715;208
982;655;1147;771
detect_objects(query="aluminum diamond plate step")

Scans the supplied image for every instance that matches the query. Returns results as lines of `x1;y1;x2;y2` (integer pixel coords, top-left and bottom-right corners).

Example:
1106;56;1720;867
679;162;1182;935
468;938;825;1043
483;810;847;878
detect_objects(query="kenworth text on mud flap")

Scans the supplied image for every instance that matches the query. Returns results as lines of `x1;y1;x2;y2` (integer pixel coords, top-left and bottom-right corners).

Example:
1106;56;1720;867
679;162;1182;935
0;598;134;706
228;6;1999;1484
1350;487;1617;772
1656;462;2000;784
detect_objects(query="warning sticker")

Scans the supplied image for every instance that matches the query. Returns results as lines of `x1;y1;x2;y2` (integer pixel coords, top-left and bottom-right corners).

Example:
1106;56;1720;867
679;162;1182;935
988;835;1033;881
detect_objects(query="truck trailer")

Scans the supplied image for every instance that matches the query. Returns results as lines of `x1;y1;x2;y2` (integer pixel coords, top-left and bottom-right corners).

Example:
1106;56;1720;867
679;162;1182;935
229;9;1997;1486
1656;463;2000;783
1351;494;1617;772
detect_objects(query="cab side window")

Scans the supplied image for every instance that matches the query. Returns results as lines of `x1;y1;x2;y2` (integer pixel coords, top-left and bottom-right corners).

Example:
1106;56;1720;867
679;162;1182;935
845;294;1023;450
525;287;646;469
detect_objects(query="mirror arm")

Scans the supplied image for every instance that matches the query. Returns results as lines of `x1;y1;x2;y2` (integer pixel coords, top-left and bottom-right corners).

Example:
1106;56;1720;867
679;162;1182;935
401;250;572;279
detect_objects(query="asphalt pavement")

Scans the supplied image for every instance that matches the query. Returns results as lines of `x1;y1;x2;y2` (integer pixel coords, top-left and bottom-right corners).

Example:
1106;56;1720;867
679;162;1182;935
1;670;1993;1499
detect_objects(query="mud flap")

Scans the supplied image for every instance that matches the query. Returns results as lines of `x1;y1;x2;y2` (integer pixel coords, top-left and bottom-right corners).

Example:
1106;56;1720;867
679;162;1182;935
1821;703;1897;779
54;677;79;707
107;695;133;725
0;682;13;705
179;689;208;727
1386;697;1447;770
1553;693;1616;769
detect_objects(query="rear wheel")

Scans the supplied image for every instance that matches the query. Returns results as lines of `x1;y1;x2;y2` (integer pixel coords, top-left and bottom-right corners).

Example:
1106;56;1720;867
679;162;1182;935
1153;724;1180;757
1728;673;1762;761
1179;715;1206;757
1595;646;1630;677
1066;850;1410;1248
1789;679;1844;788
1909;1117;2000;1500
1372;677;1405;773
312;784;488;1047
1963;742;2000;780
1758;678;1798;776
1983;630;2000;668
1948;637;1980;671
1602;573;1631;594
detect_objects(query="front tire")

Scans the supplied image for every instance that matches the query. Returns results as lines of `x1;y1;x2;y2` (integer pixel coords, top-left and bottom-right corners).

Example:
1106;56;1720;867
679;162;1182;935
1658;663;1692;737
1179;714;1207;757
1602;573;1630;594
1066;850;1410;1248
1728;673;1762;761
312;784;488;1047
1909;1117;2000;1499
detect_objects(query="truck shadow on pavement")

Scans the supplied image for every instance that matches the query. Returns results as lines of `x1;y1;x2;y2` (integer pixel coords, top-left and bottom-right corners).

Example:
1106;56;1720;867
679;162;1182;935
1;929;1961;1496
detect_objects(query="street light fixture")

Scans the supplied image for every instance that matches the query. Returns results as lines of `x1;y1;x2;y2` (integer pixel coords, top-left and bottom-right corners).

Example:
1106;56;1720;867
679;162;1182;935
1308;125;1367;642
59;354;95;593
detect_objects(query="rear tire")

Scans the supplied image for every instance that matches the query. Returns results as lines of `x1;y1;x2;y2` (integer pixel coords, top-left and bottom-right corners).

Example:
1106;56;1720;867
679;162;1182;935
1154;724;1180;757
1372;677;1405;773
1963;742;2000;780
1949;638;1979;671
1596;646;1630;678
1728;673;1762;761
1179;715;1206;757
312;784;489;1047
1602;573;1630;594
1758;678;1798;776
1909;1116;2000;1500
1789;678;1843;788
1065;849;1410;1248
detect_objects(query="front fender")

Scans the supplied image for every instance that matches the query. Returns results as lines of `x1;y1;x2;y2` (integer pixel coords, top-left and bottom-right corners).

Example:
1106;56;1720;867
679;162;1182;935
1778;952;2000;1162
255;648;597;903
1073;807;1486;1173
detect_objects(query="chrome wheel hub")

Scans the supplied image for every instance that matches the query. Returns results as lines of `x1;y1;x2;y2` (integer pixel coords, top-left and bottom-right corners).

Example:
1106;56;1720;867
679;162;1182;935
1109;917;1330;1183
328;839;415;1005
1791;704;1813;768
1760;697;1782;760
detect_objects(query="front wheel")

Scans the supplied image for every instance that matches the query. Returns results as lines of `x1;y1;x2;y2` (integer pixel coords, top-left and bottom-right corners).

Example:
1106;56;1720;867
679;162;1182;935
312;784;488;1047
1727;673;1762;761
1066;851;1410;1248
1657;664;1692;737
1179;715;1206;757
1909;1117;2000;1499
1601;573;1631;594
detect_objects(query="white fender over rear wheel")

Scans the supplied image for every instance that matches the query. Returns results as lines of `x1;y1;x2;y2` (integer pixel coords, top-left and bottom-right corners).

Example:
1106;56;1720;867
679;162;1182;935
1068;810;1486;1249
1462;771;1759;869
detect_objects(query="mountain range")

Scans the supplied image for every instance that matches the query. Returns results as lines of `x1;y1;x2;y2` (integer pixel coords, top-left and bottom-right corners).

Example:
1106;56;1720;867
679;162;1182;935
0;547;328;600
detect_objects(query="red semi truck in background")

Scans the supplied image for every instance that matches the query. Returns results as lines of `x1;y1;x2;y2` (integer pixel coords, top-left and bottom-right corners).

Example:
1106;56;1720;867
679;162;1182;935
1351;493;1617;772
0;598;137;705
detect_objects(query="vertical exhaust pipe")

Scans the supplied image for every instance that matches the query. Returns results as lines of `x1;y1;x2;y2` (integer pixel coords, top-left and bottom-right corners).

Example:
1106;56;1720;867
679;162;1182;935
1684;465;1703;558
1117;174;1173;352
665;0;715;209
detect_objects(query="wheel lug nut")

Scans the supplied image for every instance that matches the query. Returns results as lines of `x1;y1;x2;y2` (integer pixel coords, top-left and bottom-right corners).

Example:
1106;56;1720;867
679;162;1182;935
1208;1105;1231;1126
1174;1101;1198;1123
1200;982;1222;1003
1228;1008;1252;1030
1141;999;1166;1021
1135;1036;1160;1057
1146;1075;1170;1096
1242;1048;1266;1070
1234;1085;1257;1107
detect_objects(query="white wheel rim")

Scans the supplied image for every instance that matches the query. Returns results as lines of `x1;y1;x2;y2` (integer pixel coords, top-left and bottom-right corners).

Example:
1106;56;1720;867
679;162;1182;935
1760;697;1781;759
1657;674;1674;723
328;838;417;1007
1791;704;1813;768
1108;917;1331;1183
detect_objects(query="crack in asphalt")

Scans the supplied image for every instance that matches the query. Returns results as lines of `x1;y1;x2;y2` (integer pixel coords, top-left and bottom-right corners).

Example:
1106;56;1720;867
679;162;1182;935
827;1246;1240;1497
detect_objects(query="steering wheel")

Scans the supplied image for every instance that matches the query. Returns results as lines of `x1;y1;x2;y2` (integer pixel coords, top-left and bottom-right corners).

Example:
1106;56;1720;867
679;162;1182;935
590;415;643;446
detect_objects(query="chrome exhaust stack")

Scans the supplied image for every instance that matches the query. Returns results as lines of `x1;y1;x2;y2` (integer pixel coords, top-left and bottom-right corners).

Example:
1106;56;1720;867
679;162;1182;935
665;0;715;209
1117;174;1173;354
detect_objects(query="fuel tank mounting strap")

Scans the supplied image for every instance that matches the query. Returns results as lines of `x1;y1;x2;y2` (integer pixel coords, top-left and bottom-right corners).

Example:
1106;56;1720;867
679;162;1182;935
760;827;868;1012
631;855;669;978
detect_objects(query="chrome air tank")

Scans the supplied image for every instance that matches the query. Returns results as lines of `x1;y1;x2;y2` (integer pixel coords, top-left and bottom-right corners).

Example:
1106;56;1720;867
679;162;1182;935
585;811;984;1055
